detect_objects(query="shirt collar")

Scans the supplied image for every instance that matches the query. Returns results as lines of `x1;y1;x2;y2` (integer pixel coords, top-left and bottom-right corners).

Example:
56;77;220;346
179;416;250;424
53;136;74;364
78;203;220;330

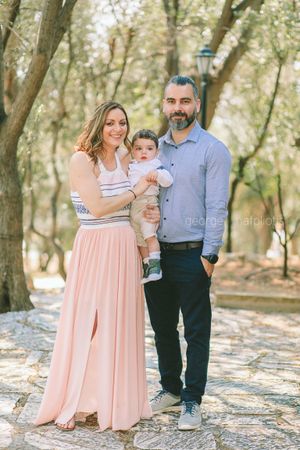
162;121;203;146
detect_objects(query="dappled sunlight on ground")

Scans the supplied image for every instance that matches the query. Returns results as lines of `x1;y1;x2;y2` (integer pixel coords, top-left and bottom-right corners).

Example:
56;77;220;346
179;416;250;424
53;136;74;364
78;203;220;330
0;285;299;448
32;274;65;291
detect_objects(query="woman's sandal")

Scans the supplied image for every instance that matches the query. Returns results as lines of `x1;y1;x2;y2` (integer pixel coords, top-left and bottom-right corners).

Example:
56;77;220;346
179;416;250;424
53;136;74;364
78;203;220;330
56;417;76;431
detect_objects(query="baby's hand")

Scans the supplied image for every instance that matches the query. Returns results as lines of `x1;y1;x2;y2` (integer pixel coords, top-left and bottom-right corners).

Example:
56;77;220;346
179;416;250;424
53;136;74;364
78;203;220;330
146;170;158;183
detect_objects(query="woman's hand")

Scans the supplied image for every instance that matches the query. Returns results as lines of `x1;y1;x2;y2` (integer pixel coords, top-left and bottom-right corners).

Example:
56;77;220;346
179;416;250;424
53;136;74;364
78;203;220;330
146;170;158;183
133;176;152;196
143;204;160;224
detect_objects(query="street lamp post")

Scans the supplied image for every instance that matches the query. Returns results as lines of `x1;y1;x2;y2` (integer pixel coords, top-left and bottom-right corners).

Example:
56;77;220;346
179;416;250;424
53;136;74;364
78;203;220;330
196;46;215;129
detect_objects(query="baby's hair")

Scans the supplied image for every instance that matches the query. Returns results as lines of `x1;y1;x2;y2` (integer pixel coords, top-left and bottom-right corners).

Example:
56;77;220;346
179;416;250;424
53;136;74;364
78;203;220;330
132;129;159;148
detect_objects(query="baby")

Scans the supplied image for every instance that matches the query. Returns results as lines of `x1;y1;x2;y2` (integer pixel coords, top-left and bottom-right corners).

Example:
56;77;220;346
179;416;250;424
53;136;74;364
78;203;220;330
129;129;173;283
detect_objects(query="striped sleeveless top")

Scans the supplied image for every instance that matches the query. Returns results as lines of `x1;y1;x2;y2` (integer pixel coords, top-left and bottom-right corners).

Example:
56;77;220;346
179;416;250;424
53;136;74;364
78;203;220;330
71;154;131;229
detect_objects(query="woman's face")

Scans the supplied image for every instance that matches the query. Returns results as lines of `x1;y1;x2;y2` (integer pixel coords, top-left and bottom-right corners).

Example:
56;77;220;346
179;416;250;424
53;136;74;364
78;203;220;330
102;108;128;149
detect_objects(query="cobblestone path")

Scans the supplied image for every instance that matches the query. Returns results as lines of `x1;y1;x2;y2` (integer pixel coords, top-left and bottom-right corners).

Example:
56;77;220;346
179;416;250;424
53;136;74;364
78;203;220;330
0;291;299;449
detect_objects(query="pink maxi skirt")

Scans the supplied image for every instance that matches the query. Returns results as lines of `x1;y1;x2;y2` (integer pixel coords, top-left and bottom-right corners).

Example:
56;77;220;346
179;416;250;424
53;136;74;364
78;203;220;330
35;225;152;431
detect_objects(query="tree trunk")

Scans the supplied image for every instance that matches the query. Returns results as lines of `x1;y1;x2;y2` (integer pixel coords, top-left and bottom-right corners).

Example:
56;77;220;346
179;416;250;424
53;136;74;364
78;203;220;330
158;0;180;137
50;122;66;280
276;174;289;278
0;0;77;312
226;177;239;252
283;243;288;278
226;202;233;253
206;0;264;128
261;210;273;254
0;132;33;312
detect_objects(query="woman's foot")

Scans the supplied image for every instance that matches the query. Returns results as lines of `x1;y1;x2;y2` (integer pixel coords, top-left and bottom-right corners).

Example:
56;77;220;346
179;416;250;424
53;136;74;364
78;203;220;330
56;417;76;431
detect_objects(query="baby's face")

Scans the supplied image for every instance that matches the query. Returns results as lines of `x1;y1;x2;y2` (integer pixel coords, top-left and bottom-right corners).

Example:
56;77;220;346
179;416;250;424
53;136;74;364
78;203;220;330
132;138;158;162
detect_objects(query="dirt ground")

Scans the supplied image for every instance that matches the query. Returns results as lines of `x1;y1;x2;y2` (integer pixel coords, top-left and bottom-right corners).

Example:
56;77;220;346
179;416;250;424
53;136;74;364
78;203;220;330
212;254;300;297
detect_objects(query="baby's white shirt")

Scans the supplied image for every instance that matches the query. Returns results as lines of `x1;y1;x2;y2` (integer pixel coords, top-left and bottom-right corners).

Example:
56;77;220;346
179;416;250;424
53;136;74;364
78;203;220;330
128;158;173;196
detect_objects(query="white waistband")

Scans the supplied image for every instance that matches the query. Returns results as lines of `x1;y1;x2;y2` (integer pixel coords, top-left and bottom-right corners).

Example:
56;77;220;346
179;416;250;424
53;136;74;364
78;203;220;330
79;221;131;230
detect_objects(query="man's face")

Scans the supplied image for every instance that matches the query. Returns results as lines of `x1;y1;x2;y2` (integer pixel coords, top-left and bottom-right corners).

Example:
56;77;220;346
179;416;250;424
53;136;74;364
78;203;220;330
163;83;201;130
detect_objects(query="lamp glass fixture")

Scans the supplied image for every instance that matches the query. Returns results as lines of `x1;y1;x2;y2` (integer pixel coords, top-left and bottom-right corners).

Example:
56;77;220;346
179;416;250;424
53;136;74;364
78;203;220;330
196;46;215;76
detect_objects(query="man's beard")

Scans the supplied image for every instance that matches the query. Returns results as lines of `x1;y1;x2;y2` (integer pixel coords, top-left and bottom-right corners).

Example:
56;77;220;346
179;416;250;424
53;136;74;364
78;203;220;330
168;109;197;130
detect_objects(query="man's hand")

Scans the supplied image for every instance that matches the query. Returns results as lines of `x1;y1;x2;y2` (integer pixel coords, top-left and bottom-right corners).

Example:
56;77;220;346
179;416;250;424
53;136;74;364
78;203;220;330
143;204;160;224
200;256;215;277
146;170;158;183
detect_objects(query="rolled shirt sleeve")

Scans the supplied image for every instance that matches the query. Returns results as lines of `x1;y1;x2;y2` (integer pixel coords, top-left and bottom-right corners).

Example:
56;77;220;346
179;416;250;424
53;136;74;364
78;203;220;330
157;168;173;187
203;142;231;255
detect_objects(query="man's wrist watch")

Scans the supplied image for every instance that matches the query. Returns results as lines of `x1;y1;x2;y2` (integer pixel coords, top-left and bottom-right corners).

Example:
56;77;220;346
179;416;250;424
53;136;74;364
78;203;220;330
202;254;219;264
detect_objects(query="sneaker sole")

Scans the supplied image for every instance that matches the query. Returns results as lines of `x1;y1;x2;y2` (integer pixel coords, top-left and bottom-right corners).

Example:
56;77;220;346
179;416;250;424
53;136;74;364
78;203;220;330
147;274;162;282
142;274;162;284
178;423;201;430
141;278;153;285
152;405;181;415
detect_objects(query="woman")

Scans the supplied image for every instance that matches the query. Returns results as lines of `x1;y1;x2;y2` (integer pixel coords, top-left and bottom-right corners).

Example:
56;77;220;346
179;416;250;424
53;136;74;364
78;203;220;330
35;101;153;431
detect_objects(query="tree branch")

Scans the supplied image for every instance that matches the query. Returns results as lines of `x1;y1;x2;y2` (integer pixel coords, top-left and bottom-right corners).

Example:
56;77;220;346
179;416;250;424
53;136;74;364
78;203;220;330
207;27;251;126
162;0;170;15
234;0;262;14
207;0;264;127
276;174;286;246
112;28;134;100
226;61;282;251
0;27;6;123
36;0;62;57
200;0;266;137
2;24;30;51
5;0;77;152
233;61;282;179
241;61;282;167
209;0;234;53
51;27;73;113
51;0;77;58
158;0;180;136
180;0;193;23
252;174;283;242
209;0;264;53
162;0;180;75
2;0;21;52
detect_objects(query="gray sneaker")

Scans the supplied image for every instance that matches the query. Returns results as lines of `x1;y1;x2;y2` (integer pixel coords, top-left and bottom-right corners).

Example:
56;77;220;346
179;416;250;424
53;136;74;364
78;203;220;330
178;401;202;430
150;389;181;414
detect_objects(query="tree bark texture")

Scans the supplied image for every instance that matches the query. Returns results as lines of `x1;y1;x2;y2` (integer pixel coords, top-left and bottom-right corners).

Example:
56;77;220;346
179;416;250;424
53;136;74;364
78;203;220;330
0;127;33;312
158;0;180;136
0;0;77;313
276;174;288;278
2;0;21;51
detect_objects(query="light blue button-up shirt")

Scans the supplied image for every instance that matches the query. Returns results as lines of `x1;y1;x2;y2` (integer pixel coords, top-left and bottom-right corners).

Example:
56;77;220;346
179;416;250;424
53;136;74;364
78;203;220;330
157;121;231;255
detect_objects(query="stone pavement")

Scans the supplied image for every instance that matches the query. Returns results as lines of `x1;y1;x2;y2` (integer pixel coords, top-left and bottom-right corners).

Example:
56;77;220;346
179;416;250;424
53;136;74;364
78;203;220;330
0;289;299;450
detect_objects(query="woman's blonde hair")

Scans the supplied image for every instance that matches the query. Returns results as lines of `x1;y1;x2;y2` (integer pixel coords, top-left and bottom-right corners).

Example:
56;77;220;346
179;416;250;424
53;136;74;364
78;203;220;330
76;101;131;164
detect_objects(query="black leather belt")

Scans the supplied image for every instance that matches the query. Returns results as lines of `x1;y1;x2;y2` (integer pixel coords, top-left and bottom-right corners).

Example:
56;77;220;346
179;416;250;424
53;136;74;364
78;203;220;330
159;241;203;251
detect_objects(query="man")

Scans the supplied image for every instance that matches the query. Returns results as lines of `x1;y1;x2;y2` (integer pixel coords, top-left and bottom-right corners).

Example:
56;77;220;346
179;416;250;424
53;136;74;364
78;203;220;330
144;75;231;430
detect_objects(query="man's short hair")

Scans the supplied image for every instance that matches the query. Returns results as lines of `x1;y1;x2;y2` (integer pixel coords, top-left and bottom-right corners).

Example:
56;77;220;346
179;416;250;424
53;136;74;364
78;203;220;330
165;75;199;99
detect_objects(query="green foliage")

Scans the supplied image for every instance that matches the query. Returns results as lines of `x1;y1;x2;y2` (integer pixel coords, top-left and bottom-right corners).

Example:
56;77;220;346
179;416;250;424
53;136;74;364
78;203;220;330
5;0;298;259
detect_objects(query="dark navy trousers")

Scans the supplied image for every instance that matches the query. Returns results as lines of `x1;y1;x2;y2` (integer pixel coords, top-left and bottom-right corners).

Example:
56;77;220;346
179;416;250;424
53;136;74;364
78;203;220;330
144;246;211;404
